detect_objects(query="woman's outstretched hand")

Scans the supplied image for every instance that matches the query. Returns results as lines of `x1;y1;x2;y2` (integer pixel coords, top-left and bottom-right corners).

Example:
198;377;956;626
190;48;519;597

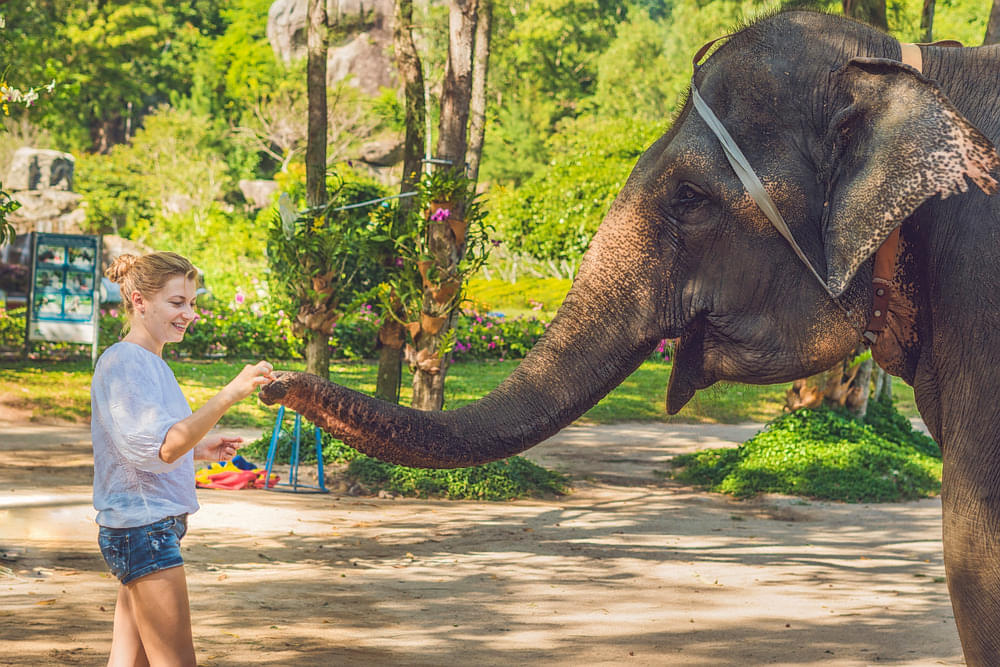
227;360;276;401
193;435;243;461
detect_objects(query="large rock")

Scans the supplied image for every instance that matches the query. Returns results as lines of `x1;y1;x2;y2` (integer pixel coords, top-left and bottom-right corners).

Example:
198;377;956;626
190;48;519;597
9;190;86;235
267;0;396;96
267;0;308;64
6;147;75;191
358;138;404;167
328;31;395;96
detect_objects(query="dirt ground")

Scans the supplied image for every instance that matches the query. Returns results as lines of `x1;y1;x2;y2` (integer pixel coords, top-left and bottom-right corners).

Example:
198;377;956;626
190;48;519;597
0;418;964;666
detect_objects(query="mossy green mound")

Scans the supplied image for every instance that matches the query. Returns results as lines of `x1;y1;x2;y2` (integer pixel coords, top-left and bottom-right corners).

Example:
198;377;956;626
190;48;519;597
671;399;941;503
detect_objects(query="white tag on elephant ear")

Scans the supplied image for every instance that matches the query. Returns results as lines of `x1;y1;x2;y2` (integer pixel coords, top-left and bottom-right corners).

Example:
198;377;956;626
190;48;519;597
278;192;298;240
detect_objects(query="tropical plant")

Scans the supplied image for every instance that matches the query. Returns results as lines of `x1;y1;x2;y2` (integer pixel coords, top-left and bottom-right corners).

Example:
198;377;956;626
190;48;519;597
267;173;392;373
375;168;493;378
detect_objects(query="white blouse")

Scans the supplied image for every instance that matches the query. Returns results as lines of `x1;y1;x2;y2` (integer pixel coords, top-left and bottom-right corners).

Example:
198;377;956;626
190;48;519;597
91;341;199;528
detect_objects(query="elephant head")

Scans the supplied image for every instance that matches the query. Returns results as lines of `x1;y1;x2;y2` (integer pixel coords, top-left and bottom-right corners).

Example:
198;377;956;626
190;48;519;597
260;10;999;468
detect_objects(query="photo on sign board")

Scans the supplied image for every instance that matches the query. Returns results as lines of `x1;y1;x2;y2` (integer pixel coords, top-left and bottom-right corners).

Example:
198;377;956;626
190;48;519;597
33;292;61;316
68;246;95;269
37;244;66;265
66;270;92;292
65;294;93;319
35;268;63;290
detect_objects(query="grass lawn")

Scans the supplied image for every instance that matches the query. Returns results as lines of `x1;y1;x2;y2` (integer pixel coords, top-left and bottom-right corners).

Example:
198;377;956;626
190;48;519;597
0;356;918;430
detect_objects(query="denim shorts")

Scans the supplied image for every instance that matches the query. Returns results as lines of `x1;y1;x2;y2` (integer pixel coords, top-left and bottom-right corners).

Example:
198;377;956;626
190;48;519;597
98;514;188;585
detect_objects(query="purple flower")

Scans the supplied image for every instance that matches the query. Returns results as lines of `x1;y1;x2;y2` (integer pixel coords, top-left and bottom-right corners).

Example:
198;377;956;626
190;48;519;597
430;208;450;222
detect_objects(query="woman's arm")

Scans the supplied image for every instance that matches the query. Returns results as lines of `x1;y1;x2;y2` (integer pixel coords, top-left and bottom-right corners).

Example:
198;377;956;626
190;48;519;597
158;361;274;464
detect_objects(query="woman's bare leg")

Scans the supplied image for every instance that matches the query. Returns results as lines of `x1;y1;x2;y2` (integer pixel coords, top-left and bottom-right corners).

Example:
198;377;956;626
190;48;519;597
108;585;149;667
125;565;196;667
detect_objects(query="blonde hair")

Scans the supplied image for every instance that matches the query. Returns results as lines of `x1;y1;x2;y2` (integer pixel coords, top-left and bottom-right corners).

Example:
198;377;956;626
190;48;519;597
105;252;198;326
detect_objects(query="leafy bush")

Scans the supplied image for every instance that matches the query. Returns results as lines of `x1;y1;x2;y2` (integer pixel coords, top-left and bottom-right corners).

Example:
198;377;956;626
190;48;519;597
489;115;666;263
348;455;567;501
0;306;24;348
452;311;548;361
76;106;240;239
671;399;941;502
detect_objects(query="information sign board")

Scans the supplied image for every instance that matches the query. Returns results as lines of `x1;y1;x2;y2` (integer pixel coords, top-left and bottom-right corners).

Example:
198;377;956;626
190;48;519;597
26;233;101;354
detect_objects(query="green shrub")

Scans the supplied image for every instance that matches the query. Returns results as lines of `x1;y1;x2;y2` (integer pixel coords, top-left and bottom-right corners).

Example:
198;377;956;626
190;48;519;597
489;115;665;264
348;455;567;501
0;306;25;348
671;400;942;503
452;311;548;361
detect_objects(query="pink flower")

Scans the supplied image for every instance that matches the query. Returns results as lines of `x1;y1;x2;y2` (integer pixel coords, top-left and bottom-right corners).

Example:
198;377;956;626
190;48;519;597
110;308;119;318
430;208;450;222
235;293;245;305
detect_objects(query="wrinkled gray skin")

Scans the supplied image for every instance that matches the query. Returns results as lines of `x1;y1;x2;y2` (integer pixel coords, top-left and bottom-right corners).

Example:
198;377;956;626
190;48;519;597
261;11;1000;663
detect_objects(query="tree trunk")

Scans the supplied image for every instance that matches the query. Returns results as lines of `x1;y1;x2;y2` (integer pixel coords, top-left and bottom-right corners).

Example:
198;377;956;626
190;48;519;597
411;0;479;411
985;0;1000;44
920;0;935;43
842;0;888;31
304;328;332;378
465;0;492;184
436;0;477;169
376;0;428;403
305;0;330;379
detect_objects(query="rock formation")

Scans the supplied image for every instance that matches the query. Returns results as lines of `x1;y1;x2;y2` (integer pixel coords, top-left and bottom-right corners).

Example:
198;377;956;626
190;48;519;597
267;0;397;97
6;147;85;236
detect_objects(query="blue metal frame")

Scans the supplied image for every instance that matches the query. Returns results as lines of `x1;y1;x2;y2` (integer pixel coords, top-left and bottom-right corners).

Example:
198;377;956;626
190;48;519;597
262;406;328;493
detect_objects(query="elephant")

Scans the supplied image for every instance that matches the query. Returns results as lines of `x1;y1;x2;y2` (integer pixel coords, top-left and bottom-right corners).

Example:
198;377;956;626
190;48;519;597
260;10;1000;663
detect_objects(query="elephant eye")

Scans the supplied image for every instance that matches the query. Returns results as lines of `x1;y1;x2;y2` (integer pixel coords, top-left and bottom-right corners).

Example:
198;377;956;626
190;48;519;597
672;182;706;210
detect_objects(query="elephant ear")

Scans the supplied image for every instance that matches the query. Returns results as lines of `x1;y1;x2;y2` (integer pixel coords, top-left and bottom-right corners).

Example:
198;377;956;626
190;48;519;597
823;57;1000;296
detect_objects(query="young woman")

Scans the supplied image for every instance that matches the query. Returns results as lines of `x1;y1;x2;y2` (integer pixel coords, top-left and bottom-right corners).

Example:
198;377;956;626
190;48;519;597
92;251;274;666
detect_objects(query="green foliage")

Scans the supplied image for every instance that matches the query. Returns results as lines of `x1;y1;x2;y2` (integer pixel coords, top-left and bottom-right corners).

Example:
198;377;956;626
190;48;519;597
0;1;221;150
0;306;24;347
489;115;665;262
347;455;568;500
671;400;942;502
267;172;391;339
484;0;628;181
374;167;495;352
75;106;237;239
145;207;269;304
452;311;548;360
0;183;20;245
465;275;572;318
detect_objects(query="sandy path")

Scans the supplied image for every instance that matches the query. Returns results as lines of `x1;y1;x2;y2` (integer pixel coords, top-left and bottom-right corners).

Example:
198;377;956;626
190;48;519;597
0;421;962;666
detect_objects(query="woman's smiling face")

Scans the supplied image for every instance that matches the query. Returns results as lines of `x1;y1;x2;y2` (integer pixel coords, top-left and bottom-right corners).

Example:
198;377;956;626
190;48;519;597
131;275;197;353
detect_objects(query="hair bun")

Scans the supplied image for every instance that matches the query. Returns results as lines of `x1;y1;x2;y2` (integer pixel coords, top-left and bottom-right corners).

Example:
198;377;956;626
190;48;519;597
105;254;139;284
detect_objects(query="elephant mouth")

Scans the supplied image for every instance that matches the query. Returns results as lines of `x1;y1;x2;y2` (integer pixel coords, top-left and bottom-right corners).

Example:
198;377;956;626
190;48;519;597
666;315;716;414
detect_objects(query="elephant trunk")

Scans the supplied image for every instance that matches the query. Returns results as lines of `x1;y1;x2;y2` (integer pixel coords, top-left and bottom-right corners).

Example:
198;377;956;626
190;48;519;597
260;199;666;468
